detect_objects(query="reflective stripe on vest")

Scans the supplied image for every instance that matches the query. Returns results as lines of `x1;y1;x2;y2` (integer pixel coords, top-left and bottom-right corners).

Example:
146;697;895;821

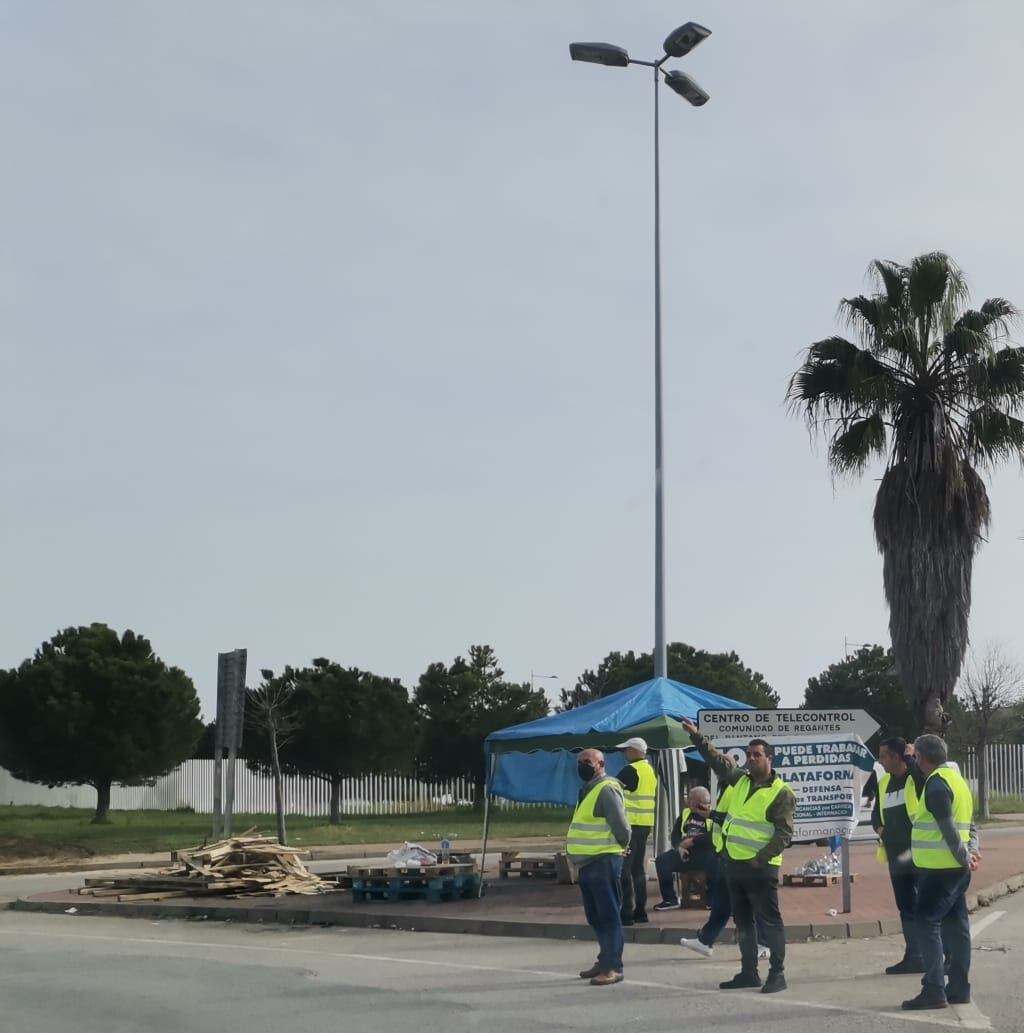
722;774;791;867
911;766;973;870
712;784;734;853
878;771;919;826
622;759;657;827
566;777;624;857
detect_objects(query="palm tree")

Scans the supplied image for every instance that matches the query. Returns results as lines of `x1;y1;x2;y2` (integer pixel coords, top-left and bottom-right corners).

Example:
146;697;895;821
788;253;1024;733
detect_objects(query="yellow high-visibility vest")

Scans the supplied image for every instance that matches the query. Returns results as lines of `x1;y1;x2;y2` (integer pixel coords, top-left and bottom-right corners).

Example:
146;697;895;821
712;784;734;854
878;771;919;826
566;777;625;858
722;774;791;867
622;759;657;828
875;770;920;864
678;806;713;848
911;766;972;870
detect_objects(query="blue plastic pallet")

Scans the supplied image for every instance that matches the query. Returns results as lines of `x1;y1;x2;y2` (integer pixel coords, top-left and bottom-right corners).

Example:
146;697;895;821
351;872;480;903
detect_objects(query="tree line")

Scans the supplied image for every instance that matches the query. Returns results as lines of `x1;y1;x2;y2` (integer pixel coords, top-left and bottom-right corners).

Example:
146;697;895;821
1;624;1020;826
0;625;781;823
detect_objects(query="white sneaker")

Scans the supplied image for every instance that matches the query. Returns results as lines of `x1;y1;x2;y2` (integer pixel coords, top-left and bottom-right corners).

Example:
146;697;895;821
757;944;770;960
679;937;713;958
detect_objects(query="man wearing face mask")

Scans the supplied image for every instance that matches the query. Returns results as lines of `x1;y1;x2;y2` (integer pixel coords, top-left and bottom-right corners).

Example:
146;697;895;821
567;747;631;987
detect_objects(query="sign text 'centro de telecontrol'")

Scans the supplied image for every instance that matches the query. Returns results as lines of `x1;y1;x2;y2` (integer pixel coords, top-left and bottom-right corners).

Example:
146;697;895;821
696;708;880;742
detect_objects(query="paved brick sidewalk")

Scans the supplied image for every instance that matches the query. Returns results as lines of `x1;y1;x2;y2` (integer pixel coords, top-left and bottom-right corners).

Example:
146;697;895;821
15;826;1024;943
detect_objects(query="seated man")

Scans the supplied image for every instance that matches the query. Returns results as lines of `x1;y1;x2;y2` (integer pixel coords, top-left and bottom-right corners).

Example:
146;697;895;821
653;787;713;910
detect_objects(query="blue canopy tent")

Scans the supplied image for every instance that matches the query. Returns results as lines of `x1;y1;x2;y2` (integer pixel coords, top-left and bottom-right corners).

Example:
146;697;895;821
478;677;754;883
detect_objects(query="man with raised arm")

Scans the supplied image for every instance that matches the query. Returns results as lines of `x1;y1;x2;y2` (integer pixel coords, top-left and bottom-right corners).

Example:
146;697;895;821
678;716;794;995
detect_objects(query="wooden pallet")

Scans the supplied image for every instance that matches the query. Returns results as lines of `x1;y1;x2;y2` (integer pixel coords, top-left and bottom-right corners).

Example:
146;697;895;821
347;862;476;879
783;872;858;888
77;835;334;900
498;851;557;879
351;872;480;904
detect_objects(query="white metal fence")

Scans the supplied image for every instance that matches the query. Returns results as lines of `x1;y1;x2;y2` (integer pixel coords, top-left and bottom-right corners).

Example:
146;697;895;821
961;744;1024;798
0;761;481;815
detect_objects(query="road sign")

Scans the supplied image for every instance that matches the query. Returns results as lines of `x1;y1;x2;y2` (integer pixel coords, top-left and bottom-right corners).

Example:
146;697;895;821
697;708;880;742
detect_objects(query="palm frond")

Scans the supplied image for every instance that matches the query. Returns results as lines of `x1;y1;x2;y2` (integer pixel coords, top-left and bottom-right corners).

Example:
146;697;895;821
943;298;1019;362
965;405;1024;468
963;347;1024;407
828;414;888;475
908;251;968;332
869;260;908;314
787;337;902;419
840;295;890;345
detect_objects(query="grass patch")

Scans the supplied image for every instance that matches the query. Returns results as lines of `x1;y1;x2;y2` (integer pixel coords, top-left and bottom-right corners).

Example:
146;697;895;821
0;804;569;861
984;795;1024;815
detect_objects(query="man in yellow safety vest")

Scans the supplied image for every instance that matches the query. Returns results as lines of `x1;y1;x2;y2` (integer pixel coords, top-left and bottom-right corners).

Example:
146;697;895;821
901;734;980;1012
567;747;631;987
872;736;926;975
679;716;794;995
615;736;658;925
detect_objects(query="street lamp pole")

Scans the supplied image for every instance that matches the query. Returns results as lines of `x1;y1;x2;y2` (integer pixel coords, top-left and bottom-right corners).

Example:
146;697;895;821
652;59;666;681
530;671;559;693
570;24;711;681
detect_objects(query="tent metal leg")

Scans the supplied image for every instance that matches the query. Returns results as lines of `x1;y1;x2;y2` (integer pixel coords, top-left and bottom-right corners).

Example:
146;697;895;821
478;754;496;898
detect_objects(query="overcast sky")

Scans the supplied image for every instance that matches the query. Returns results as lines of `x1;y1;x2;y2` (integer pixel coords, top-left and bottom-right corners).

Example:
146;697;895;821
3;1;1023;720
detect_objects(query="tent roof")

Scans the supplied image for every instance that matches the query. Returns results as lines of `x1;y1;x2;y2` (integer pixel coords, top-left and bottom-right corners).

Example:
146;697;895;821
485;676;754;754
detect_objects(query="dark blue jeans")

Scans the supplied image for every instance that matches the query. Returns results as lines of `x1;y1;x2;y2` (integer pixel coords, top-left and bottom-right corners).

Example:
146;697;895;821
698;854;769;948
915;868;971;1000
579;854;624;973
889;862;921;963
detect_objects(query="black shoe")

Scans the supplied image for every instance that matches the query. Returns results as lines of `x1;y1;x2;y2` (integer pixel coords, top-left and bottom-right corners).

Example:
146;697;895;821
620;917;634;927
633;911;649;924
902;993;947;1011
579;963;601;979
720;972;762;990
653;900;680;911
761;972;787;994
886;958;925;975
946;994;971;1005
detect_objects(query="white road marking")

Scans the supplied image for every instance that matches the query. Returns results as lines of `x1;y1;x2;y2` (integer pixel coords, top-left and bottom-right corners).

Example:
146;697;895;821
969;911;1005;940
0;925;991;1029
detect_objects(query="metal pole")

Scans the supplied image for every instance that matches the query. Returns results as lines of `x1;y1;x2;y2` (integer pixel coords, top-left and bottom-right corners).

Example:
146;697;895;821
841;836;852;913
652;64;667;680
477;754;496;898
224;743;237;838
211;747;223;839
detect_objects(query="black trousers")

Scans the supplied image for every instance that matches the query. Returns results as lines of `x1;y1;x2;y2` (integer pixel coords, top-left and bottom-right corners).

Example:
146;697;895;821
726;858;786;976
620;826;651;919
889;862;922;963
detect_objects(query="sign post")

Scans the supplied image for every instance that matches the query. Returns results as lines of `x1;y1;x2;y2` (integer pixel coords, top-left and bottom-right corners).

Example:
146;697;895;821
213;649;247;839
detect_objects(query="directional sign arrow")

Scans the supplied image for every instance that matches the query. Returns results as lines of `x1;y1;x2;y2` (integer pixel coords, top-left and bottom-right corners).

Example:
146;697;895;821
697;708;881;742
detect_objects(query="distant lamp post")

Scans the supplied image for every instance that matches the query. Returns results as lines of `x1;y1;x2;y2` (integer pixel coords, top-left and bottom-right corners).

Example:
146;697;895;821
569;22;711;680
531;671;559;693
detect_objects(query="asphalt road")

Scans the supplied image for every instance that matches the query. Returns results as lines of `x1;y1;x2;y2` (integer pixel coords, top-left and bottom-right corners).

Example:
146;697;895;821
1;889;1020;1033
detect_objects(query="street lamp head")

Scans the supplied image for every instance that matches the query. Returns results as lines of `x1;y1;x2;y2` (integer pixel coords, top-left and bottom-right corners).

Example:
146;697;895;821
664;70;710;106
569;42;630;67
663;22;711;58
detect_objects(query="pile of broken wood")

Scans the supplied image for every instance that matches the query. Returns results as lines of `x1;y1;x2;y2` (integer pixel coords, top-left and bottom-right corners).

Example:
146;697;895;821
78;833;337;903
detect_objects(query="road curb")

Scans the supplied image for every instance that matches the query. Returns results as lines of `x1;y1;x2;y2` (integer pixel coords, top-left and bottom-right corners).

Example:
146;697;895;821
9;867;1022;940
969;872;1024;910
0;896;945;943
0;859;170;878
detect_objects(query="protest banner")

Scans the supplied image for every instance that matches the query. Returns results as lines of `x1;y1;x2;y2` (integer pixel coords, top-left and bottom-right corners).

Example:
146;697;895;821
712;735;875;841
